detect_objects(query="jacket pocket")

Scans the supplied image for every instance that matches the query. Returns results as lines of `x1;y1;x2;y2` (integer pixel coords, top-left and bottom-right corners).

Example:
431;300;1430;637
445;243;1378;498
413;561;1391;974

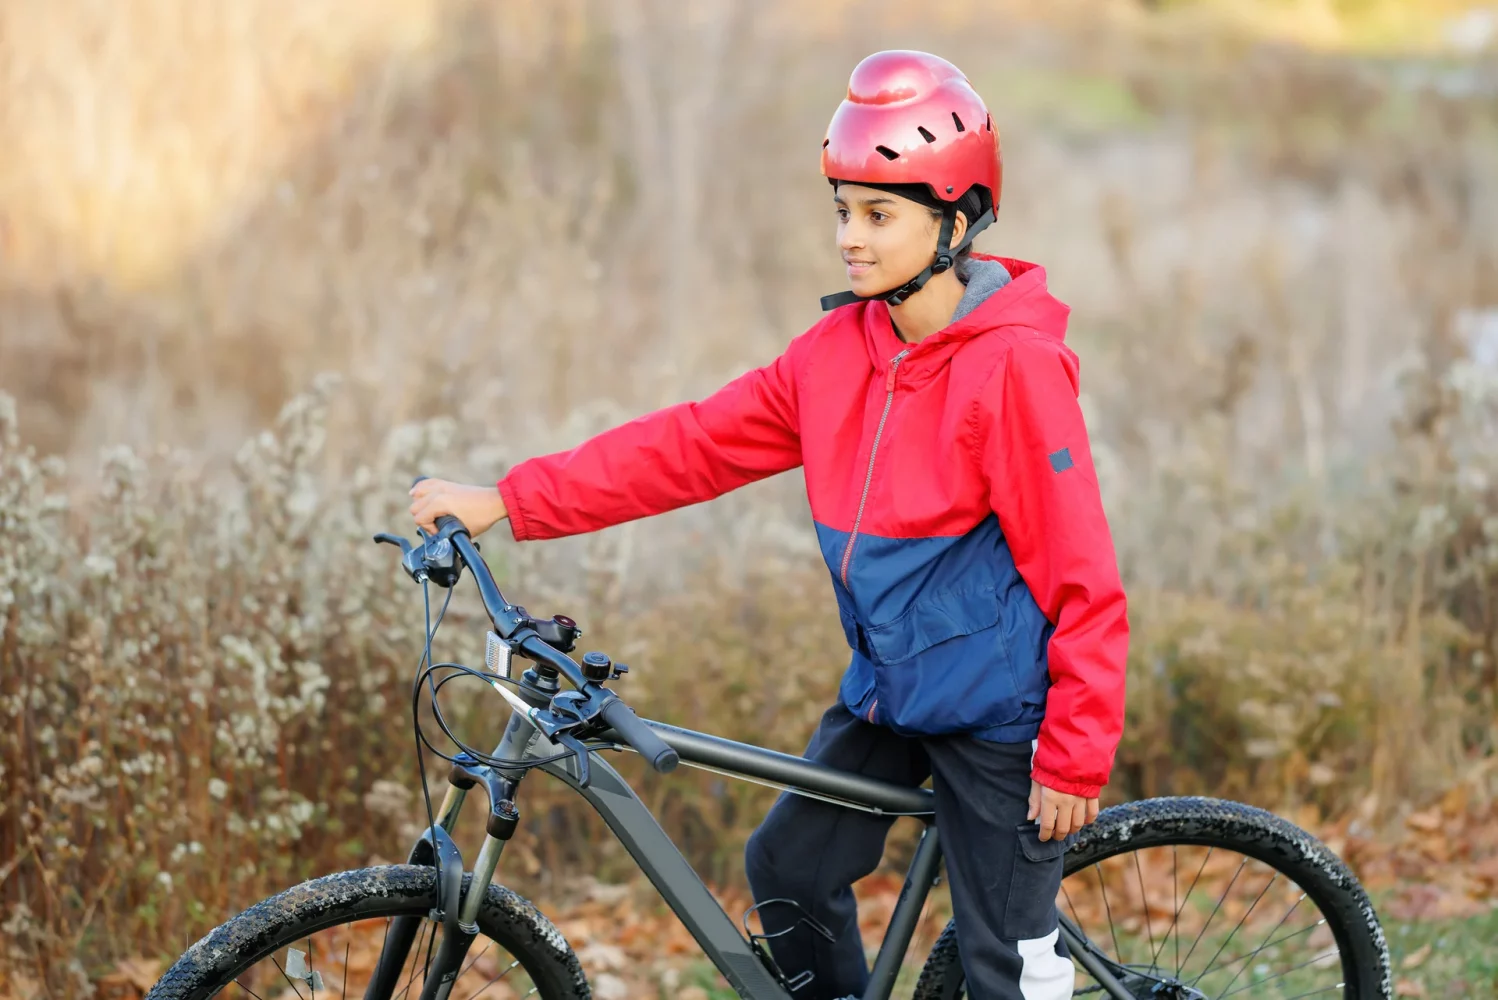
1002;822;1074;940
859;582;1022;734
860;582;1003;665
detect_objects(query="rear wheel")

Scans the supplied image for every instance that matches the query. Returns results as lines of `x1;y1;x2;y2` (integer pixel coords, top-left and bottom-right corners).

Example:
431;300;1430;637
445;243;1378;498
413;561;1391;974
913;797;1391;999
144;865;590;1000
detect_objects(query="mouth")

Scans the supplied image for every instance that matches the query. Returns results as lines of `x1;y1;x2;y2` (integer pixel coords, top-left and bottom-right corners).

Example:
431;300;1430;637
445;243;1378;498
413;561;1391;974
845;258;875;275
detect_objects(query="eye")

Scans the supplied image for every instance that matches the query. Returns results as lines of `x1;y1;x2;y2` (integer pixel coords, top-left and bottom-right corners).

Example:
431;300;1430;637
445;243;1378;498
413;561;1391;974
870;211;888;223
836;207;850;221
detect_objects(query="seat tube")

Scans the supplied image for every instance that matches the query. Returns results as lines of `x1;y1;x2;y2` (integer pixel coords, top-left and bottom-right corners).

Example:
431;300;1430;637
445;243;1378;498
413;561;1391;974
864;822;942;1000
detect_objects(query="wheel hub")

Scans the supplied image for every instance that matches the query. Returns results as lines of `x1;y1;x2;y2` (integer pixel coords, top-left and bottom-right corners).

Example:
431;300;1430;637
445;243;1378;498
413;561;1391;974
1148;980;1209;1000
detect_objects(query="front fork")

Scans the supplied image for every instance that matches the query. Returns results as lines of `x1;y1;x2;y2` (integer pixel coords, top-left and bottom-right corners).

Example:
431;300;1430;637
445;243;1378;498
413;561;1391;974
363;710;543;1000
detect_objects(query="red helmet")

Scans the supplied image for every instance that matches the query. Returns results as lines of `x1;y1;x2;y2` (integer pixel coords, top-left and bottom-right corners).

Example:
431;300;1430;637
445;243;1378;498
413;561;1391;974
821;50;1002;216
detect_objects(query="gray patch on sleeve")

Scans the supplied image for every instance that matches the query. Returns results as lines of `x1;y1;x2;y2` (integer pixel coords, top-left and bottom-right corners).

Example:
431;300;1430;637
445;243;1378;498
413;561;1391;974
1049;448;1074;473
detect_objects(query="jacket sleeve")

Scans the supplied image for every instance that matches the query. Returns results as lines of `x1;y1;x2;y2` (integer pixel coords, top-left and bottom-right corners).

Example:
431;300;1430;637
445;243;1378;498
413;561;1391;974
497;335;807;542
976;336;1129;798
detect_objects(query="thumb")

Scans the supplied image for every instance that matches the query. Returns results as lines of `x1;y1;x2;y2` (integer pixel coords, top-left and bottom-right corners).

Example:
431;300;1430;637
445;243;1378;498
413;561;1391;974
1027;780;1040;822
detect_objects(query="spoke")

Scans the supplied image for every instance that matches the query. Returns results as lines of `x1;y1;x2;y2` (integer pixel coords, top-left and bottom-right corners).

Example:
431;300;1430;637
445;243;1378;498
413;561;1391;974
1215;895;1310;995
422;920;439;988
309;937;318;1000
271;957;309;1000
342;940;351;1000
1188;870;1279;988
1178;855;1248;978
1061;883;1085;934
462;959;520;1000
1133;850;1158;976
1172;845;1179;976
1095;863;1125;969
232;979;269;1000
394;921;433;1000
1218;949;1340;997
1151;846;1214;978
456;941;493;983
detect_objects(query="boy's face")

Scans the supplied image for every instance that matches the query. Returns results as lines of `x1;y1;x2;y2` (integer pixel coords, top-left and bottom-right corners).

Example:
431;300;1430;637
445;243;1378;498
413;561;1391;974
835;183;961;298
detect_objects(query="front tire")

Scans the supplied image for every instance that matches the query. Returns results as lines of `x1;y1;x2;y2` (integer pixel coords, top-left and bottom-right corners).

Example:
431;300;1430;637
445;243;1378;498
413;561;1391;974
145;865;590;1000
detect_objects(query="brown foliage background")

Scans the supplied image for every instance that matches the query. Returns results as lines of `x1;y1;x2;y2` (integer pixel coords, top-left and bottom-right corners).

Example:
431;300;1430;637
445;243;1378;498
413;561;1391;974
2;0;1496;994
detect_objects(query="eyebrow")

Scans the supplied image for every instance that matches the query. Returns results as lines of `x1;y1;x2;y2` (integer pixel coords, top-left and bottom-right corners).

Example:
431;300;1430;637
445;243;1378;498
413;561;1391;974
833;195;899;208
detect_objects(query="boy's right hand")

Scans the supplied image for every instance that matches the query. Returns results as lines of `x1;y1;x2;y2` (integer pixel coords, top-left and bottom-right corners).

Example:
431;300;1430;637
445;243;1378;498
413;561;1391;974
408;479;509;537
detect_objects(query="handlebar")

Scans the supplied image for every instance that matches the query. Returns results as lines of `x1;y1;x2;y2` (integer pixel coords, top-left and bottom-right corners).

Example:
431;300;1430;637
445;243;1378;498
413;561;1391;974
600;697;680;773
402;480;678;775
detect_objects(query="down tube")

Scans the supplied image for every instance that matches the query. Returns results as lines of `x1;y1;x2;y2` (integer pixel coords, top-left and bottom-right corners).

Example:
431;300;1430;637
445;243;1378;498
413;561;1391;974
539;753;794;1000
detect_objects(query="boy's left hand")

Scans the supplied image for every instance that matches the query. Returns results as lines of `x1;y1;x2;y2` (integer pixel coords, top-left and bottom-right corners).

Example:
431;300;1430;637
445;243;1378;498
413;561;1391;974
1028;780;1100;842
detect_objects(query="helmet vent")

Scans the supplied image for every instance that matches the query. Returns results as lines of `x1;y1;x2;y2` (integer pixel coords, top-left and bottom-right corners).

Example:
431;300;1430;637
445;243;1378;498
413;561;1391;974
875;145;900;160
952;112;965;133
917;126;936;143
823;138;830;148
986;114;992;132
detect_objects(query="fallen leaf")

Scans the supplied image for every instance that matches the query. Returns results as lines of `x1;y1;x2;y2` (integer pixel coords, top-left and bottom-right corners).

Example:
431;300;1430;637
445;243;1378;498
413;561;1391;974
1400;943;1432;970
1394;977;1427;997
1405;808;1441;833
116;958;164;994
94;973;140;1000
576;942;627;972
592;973;629;1000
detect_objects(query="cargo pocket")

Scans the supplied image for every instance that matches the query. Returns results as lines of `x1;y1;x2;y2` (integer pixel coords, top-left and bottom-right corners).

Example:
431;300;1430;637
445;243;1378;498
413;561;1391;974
1002;822;1072;940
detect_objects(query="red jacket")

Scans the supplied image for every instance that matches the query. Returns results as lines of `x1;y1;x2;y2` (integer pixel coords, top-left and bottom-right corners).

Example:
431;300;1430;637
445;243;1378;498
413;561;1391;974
499;257;1129;796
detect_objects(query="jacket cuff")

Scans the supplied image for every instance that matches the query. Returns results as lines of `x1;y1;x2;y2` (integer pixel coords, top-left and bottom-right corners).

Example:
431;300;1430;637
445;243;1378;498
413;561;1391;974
496;474;530;542
1030;764;1102;799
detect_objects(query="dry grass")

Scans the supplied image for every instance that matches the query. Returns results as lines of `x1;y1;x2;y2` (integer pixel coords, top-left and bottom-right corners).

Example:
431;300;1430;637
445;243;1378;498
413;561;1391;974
1;0;1497;995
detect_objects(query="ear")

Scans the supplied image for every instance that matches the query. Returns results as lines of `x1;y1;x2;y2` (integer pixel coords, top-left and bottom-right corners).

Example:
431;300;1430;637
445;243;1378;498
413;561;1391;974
949;209;969;249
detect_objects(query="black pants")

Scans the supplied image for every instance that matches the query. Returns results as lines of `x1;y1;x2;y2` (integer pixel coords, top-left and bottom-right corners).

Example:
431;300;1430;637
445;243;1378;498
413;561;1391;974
744;703;1074;1000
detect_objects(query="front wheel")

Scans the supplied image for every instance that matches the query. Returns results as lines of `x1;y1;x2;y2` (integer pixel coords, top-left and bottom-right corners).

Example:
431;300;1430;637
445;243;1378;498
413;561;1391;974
914;797;1392;999
145;865;590;1000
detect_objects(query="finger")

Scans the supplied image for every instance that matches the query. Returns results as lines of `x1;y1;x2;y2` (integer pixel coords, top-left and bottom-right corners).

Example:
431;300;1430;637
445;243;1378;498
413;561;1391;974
1052;802;1072;840
1037;802;1056;842
410;496;447;530
1086;798;1100;825
1071;799;1088;836
409;478;435;498
1027;781;1040;822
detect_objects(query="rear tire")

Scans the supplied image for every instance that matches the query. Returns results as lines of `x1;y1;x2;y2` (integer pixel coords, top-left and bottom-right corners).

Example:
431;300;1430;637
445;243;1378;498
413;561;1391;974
913;797;1392;999
144;864;590;1000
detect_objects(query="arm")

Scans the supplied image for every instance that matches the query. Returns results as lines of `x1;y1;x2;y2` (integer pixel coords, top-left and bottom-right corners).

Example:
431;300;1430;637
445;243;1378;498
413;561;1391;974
498;335;808;542
976;336;1130;801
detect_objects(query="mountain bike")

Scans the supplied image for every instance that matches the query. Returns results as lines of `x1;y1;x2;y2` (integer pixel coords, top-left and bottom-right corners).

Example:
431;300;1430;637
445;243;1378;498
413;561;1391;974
144;491;1393;1000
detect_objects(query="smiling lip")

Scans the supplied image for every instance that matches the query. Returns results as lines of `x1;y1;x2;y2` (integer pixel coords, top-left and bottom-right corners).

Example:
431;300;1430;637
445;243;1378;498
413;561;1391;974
845;259;875;274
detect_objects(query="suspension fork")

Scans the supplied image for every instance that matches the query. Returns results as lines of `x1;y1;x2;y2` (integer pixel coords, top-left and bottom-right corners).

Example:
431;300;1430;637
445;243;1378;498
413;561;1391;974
364;710;543;1000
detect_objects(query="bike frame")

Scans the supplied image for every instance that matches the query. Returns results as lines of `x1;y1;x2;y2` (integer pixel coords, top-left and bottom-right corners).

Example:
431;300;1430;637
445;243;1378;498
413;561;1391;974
395;705;1133;1000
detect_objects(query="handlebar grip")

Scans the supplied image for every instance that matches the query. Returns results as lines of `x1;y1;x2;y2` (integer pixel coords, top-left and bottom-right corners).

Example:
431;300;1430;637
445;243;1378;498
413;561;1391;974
600;698;679;774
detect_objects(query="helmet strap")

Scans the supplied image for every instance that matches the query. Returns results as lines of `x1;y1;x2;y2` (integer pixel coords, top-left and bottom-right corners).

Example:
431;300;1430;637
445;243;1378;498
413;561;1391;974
820;205;994;312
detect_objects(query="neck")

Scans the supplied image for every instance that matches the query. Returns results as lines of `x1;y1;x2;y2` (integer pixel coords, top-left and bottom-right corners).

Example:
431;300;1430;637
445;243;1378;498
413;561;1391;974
887;268;965;344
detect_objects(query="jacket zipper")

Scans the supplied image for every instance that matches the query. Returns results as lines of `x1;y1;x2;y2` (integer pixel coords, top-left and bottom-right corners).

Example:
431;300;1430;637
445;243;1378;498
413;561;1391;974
839;349;910;589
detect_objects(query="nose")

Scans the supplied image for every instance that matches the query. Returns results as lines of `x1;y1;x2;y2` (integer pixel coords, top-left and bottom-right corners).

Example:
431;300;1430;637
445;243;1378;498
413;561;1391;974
839;221;864;254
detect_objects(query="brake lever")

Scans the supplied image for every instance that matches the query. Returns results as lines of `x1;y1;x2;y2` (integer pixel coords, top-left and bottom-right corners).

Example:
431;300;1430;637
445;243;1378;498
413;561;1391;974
373;532;414;556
